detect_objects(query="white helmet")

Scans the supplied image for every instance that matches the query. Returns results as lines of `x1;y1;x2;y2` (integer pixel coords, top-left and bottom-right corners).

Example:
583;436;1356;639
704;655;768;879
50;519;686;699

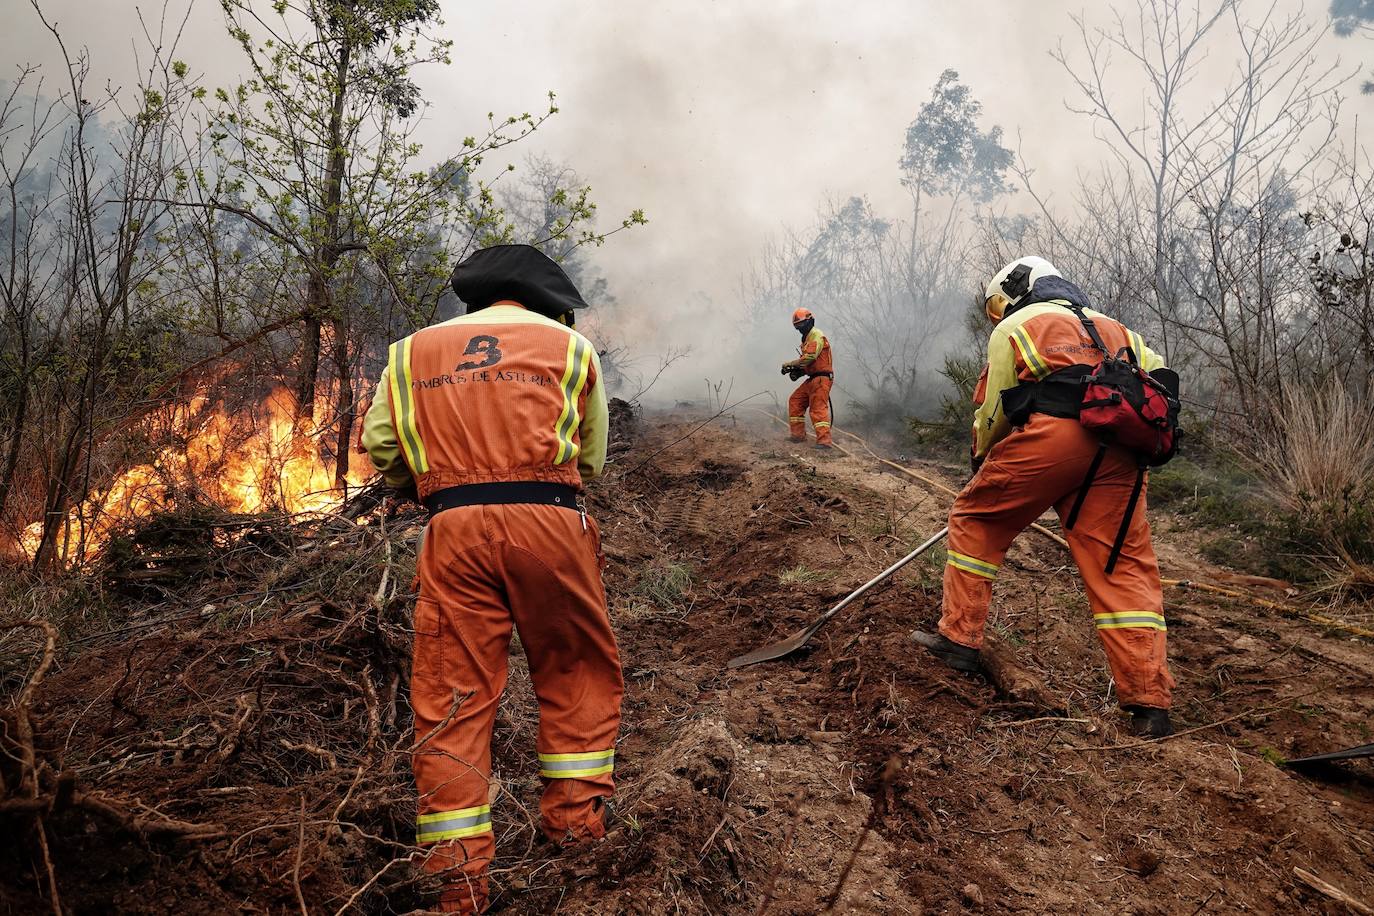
984;256;1060;323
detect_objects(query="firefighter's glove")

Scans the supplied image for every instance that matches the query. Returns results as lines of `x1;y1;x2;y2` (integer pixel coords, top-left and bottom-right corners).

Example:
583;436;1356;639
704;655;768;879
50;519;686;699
392;481;420;505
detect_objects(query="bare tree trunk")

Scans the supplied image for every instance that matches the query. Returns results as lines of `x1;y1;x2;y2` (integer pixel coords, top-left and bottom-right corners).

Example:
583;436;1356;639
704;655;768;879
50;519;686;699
296;39;353;421
332;327;353;488
0;383;29;520
295;306;323;417
32;414;85;570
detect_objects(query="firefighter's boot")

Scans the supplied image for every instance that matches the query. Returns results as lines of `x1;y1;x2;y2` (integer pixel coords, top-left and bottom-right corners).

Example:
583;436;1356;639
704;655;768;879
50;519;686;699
1126;705;1173;739
911;630;981;673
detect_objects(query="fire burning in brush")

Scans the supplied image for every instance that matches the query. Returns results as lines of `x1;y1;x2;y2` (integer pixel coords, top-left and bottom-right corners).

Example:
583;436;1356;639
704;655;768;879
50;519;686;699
20;388;372;562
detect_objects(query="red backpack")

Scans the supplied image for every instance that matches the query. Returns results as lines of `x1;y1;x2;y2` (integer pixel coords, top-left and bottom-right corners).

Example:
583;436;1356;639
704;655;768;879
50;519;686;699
1061;306;1181;572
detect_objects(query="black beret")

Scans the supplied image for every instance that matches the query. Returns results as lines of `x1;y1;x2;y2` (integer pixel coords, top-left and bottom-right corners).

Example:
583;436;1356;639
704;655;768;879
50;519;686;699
449;244;589;319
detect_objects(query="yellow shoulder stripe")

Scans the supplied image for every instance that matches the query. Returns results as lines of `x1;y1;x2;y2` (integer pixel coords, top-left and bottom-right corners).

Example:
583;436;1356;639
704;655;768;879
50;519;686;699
388;336;429;475
1009;327;1050;380
553;333;593;464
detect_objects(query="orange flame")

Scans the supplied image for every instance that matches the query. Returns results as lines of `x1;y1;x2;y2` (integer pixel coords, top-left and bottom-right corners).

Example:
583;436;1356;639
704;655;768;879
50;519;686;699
20;388;371;562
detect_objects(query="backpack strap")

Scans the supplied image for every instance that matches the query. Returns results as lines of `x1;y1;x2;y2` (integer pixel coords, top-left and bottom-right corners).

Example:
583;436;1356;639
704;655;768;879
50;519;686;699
1064;442;1108;531
1105;462;1148;575
1065;304;1111;358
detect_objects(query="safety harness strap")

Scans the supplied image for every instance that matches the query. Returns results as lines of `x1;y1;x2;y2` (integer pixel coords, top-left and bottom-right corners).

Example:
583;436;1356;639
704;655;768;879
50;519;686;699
1065;443;1108;531
1106;463;1147;575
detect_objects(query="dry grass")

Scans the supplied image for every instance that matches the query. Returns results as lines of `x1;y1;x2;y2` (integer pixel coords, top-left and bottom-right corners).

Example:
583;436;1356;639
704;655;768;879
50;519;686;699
617;559;696;621
1248;382;1374;593
1253;383;1374;513
777;564;835;587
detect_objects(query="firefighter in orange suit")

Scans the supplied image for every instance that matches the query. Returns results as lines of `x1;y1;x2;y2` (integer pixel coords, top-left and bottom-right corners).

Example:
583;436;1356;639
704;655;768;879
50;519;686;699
782;308;834;448
912;257;1178;738
362;245;624;913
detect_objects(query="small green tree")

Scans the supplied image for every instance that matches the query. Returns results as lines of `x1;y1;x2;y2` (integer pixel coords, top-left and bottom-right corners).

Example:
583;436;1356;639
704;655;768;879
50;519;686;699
195;0;644;484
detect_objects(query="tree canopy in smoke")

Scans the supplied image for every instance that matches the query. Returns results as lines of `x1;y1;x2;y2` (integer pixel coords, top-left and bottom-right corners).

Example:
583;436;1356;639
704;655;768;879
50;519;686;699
900;68;1014;203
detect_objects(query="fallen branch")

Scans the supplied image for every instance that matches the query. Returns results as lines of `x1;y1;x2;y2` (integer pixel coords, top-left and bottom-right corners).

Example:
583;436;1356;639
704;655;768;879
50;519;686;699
1293;867;1373;915
985;716;1090;729
293;796;308;916
0;618;61;914
980;634;1065;714
332;854;413;916
72;792;225;839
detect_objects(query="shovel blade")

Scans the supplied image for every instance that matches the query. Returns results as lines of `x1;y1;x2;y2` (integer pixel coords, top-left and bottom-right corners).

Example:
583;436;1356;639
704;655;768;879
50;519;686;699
726;624;816;669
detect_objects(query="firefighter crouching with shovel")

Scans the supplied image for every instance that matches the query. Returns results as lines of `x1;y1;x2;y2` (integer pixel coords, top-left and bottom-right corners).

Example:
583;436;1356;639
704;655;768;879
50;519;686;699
912;257;1183;739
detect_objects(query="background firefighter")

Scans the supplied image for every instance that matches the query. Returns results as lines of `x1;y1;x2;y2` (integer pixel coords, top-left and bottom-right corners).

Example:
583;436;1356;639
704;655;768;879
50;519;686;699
362;245;624;914
781;307;835;448
912;257;1178;739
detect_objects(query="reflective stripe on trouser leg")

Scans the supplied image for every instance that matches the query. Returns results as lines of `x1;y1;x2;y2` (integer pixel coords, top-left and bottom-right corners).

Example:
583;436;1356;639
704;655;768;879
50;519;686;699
946;550;999;580
539;748;615;779
1051;439;1174;709
417;805;493;843
1093;611;1166;631
936;447;1057;649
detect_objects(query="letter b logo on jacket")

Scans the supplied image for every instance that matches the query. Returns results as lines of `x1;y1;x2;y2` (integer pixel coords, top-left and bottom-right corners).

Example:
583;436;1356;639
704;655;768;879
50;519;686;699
456;335;503;371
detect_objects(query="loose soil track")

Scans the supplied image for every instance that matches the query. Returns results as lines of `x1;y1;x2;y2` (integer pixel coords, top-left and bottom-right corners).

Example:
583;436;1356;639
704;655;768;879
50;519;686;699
4;411;1373;914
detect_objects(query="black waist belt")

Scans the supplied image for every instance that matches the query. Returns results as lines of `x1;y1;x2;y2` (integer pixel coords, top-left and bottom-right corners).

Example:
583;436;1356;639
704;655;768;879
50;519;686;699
1000;365;1091;426
807;371;834;379
423;481;580;515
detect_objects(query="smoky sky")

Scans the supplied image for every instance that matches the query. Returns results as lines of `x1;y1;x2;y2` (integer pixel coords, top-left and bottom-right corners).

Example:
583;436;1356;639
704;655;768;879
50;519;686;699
5;0;1371;386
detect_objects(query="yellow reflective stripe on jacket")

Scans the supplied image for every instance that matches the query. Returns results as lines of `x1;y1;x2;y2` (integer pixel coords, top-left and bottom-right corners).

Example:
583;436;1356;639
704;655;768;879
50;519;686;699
553;334;593;465
387;336;429;475
1093;610;1167;631
1128;329;1146;363
947;550;999;580
539;748;614;779
1009;326;1050;380
416;804;492;843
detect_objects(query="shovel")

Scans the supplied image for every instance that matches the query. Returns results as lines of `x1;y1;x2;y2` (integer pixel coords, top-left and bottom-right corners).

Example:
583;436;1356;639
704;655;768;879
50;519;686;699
727;526;949;669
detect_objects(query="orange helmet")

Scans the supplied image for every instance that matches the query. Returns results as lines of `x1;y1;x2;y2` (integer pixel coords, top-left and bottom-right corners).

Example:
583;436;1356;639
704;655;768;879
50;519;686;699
791;308;813;327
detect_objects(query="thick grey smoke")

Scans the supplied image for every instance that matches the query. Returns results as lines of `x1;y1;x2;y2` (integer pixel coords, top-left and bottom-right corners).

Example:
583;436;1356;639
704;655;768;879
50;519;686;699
6;0;1368;409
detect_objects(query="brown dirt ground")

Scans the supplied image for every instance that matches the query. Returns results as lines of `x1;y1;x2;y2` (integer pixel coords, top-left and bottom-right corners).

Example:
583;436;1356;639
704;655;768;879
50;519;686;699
3;411;1372;914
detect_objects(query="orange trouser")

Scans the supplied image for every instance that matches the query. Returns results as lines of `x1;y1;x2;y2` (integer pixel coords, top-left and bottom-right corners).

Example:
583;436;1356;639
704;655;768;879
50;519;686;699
788;375;833;445
938;414;1175;709
412;502;624;913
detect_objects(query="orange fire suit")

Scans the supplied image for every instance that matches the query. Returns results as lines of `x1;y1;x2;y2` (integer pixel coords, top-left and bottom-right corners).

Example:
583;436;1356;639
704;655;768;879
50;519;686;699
787;327;834;446
939;299;1176;709
362;302;623;913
